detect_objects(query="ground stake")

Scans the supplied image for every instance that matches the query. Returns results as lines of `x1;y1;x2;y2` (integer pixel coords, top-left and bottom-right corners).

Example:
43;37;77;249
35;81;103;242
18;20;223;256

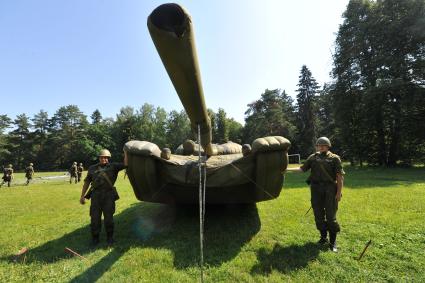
14;247;28;262
357;240;372;261
65;247;88;260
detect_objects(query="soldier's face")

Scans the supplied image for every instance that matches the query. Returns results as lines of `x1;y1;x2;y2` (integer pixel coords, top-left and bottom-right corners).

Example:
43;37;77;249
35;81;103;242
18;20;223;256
316;145;329;153
99;156;109;165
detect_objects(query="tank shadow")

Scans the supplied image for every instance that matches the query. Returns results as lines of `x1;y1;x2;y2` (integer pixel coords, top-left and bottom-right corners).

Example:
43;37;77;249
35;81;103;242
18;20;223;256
166;203;261;268
3;202;260;281
250;242;321;275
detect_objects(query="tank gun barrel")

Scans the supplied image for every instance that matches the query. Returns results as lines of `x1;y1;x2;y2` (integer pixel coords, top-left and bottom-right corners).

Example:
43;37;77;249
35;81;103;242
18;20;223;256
147;3;213;155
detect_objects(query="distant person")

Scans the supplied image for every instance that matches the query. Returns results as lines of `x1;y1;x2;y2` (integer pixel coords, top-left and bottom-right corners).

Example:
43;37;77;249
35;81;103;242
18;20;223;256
242;144;252;157
69;162;78;184
286;137;344;252
77;163;84;182
1;164;14;188
79;149;127;246
25;163;35;185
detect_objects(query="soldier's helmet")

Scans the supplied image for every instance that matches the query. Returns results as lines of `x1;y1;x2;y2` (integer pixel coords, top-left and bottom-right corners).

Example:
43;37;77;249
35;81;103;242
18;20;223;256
29;163;33;166
161;148;171;160
99;149;112;158
73;161;77;165
316;137;331;147
79;163;83;166
242;144;252;156
8;164;12;168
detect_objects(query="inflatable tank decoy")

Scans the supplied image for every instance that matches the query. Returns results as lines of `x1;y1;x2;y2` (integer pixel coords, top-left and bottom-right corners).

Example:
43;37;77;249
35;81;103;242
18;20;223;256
124;3;291;204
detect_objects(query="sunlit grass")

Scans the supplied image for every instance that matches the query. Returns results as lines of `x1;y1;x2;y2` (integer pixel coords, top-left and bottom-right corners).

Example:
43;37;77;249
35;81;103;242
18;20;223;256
0;167;424;282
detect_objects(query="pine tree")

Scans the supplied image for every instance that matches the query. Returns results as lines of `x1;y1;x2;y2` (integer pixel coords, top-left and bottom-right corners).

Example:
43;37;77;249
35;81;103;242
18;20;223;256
90;109;102;124
8;114;32;169
244;89;296;144
0;115;12;164
215;108;229;143
295;65;319;157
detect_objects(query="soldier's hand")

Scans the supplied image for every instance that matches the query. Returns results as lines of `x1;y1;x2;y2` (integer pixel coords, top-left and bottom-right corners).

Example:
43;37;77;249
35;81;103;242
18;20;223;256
80;196;86;205
335;191;342;202
124;151;128;166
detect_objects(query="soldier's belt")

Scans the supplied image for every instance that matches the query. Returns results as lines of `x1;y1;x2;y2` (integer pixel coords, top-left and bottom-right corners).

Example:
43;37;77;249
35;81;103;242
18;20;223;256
92;186;113;191
311;181;336;185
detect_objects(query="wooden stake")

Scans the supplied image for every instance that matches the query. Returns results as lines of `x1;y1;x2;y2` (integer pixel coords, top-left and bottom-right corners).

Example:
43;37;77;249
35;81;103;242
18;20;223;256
64;247;88;260
357;240;372;261
14;247;28;262
304;206;312;216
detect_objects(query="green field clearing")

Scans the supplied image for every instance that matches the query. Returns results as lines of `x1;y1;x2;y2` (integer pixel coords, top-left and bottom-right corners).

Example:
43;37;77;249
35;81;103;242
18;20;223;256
1;166;424;282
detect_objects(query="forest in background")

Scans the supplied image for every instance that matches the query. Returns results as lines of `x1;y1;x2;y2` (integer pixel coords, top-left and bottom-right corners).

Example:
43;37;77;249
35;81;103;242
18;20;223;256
1;0;424;170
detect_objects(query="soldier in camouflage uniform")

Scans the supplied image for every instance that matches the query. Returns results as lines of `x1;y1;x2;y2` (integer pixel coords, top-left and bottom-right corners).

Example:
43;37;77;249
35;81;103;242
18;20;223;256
69;162;78;184
77;163;84;183
25;163;35;185
287;137;344;252
1;164;14;188
79;149;127;246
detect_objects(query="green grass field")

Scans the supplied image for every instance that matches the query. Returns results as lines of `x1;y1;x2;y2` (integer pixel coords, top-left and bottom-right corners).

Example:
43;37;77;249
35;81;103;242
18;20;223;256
1;166;424;282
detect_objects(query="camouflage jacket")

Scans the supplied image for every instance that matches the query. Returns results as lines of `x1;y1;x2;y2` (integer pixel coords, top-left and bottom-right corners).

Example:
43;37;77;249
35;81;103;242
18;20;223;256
25;166;34;177
84;162;126;190
301;151;344;183
69;165;78;175
3;168;13;179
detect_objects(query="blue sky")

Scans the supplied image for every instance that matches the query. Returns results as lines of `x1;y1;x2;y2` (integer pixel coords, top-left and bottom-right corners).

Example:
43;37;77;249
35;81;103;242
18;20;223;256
0;0;349;124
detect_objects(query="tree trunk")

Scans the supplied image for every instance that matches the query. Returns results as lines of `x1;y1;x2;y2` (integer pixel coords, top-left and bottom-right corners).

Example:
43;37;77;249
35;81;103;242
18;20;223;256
387;98;401;167
376;111;387;166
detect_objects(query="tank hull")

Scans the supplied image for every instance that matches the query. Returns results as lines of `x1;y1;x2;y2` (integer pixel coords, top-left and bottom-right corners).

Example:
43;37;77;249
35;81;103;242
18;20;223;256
125;137;290;204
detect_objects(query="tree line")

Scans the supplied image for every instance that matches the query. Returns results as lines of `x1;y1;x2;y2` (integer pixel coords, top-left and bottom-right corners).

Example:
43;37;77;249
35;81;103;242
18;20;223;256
0;105;246;171
245;0;425;166
331;0;425;166
1;0;424;170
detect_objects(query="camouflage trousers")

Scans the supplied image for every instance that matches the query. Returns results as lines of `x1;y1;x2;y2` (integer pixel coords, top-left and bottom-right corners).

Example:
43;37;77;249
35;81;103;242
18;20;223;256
90;189;116;237
70;174;78;184
1;176;11;187
310;182;340;233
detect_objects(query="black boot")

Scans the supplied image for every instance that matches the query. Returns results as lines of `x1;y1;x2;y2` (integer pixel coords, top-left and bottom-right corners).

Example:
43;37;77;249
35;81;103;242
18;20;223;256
106;233;114;246
329;232;338;252
318;230;328;245
91;235;100;247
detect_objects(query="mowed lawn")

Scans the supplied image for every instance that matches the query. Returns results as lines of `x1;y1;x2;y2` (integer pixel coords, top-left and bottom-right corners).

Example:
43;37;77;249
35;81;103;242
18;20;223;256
0;166;424;282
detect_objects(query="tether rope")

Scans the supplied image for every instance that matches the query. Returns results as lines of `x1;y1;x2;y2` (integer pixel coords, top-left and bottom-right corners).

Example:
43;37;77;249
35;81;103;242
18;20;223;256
212;155;276;200
197;124;206;283
228;162;276;199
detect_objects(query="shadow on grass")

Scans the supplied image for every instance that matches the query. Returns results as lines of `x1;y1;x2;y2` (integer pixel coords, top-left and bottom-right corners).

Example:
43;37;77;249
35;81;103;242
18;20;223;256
251;242;321;275
2;202;260;282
